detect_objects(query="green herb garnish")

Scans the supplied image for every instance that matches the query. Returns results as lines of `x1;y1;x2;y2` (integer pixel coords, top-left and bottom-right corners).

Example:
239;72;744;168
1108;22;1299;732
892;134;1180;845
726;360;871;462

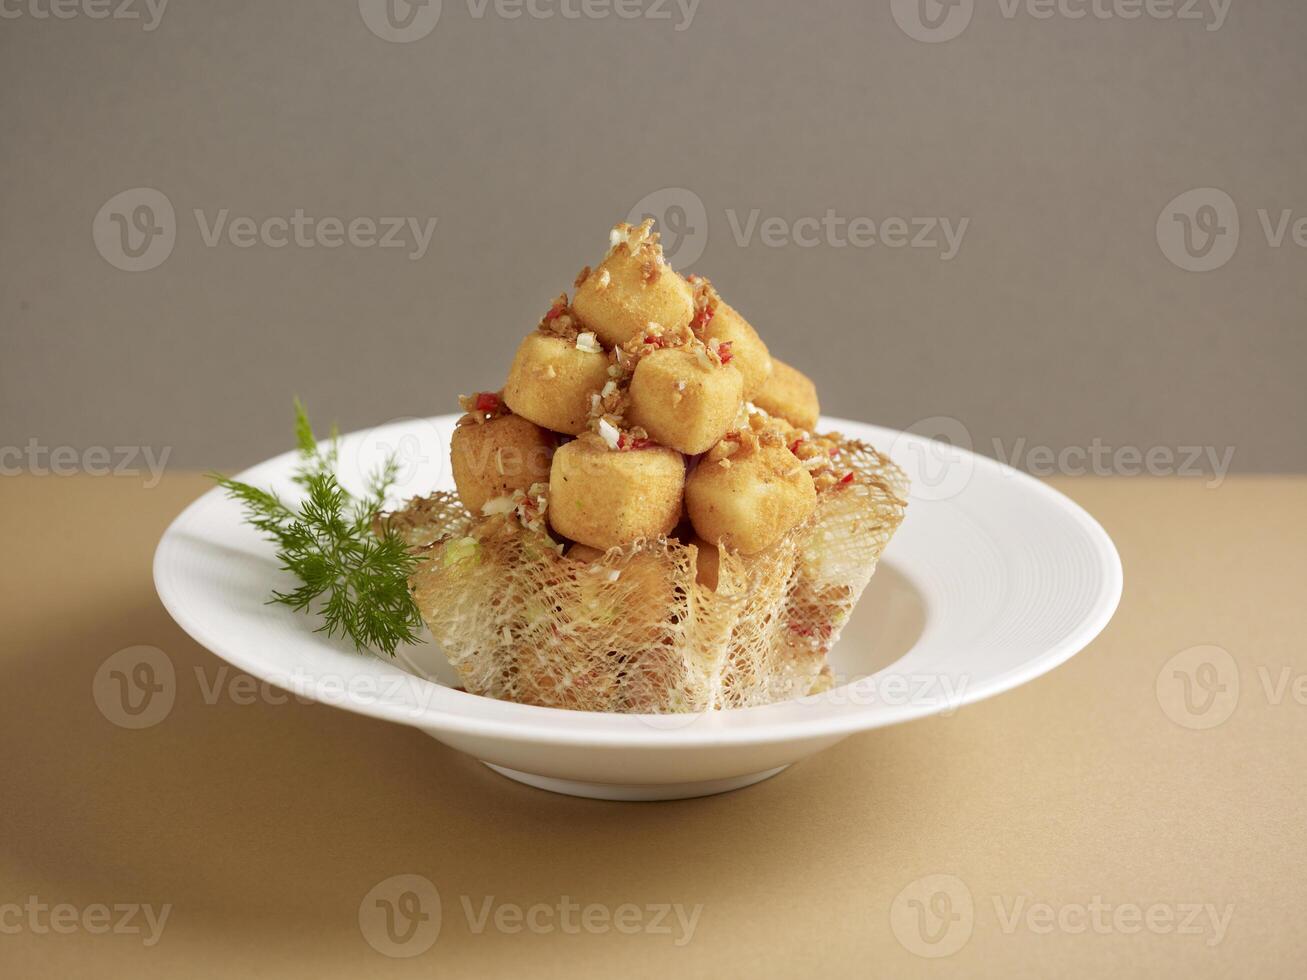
211;400;423;657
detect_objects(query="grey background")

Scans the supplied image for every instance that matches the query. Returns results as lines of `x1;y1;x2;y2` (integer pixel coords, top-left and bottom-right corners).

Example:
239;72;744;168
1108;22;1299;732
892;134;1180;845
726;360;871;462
2;0;1304;472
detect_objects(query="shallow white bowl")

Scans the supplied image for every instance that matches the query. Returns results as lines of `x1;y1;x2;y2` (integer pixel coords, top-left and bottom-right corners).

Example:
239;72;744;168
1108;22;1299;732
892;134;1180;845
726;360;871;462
154;415;1121;801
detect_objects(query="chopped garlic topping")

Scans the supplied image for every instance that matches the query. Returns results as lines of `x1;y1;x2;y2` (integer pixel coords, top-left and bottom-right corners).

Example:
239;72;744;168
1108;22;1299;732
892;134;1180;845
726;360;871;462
597;417;621;450
575;332;602;354
481;496;516;516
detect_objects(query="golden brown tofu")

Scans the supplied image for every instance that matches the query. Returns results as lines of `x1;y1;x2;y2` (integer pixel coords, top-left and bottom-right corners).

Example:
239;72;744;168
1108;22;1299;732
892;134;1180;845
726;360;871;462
572;228;695;348
547;434;685;550
627;348;744;455
503;332;611;435
450;414;555;514
751;357;820;431
703;302;772;400
685;439;816;554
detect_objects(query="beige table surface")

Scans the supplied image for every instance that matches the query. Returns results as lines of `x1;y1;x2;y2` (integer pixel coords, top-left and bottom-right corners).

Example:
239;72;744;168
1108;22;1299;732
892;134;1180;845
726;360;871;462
1;474;1304;978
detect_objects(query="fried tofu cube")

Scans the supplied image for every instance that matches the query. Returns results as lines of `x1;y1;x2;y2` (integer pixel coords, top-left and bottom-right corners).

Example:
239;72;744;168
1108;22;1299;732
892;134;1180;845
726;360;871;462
503;332;611;435
751;357;820;431
685;440;816;555
572;231;695;348
548;435;685;550
627;348;744;456
705;303;772;399
449;414;554;515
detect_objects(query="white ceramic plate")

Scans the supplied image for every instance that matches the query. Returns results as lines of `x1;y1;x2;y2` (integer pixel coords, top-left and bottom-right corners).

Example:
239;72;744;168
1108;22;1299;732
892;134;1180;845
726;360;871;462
154;415;1121;801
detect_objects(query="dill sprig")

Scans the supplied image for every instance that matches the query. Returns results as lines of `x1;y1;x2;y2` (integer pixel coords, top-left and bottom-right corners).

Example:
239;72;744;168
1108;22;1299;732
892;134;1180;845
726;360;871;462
211;400;423;657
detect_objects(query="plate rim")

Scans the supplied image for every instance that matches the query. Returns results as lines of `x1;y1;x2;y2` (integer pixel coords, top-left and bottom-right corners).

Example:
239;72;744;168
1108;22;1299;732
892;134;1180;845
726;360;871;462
153;415;1123;748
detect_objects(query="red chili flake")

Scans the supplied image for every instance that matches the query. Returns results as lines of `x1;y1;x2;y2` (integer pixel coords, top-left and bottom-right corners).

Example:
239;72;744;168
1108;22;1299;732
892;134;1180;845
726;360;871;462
789;438;805;454
474;392;500;413
691;306;716;331
617;432;652;451
543;304;565;322
717;341;733;364
643;334;667;348
829;448;838;457
839;472;855;484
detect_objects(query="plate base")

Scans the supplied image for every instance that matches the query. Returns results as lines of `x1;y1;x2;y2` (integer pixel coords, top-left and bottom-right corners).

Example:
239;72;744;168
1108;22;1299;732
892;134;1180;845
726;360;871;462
481;762;790;801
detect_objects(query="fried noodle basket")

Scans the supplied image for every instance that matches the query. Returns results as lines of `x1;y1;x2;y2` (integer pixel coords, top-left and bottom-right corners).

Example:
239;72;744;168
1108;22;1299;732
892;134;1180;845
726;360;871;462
379;436;908;713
